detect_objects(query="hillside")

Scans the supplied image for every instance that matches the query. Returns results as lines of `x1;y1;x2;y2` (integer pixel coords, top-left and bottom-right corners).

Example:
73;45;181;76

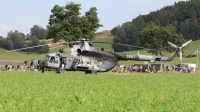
95;30;112;38
111;0;200;52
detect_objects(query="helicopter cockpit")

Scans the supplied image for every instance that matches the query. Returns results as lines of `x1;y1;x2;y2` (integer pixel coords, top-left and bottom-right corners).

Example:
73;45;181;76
40;53;61;69
42;55;50;62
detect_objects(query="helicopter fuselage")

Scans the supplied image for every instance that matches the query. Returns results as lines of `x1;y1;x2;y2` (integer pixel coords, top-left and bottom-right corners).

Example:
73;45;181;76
40;44;119;73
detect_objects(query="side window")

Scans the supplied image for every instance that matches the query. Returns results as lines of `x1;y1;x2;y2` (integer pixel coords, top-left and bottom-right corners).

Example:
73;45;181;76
49;57;55;63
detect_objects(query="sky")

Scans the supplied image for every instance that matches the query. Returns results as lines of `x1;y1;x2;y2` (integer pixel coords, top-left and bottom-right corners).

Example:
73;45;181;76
0;0;186;37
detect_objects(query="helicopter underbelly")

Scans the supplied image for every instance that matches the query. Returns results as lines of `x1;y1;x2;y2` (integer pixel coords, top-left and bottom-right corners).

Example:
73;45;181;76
74;55;118;72
100;58;118;71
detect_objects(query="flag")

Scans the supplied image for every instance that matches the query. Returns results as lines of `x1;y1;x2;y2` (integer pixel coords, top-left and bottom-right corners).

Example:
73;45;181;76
191;49;198;55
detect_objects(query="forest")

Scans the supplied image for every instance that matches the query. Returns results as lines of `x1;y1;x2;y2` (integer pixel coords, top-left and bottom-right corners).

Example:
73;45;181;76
0;25;49;53
111;0;200;52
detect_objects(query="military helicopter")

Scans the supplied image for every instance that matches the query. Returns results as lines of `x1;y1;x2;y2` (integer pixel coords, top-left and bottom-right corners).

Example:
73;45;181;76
7;39;192;74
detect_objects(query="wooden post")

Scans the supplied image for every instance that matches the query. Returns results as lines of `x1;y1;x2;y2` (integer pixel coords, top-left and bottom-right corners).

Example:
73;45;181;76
160;61;163;72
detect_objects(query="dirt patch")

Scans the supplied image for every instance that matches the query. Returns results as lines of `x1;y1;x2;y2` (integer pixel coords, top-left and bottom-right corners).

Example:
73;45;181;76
95;31;112;38
0;60;24;65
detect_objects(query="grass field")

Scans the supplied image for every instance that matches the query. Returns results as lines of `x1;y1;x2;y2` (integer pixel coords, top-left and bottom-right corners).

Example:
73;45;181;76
0;71;200;111
92;36;114;51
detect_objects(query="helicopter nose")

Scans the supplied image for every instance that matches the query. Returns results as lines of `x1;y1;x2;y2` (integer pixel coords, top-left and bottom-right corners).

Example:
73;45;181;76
39;60;47;68
38;60;47;73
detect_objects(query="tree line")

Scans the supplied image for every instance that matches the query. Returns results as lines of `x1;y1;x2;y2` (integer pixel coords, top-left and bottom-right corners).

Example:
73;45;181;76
0;25;49;53
111;0;200;52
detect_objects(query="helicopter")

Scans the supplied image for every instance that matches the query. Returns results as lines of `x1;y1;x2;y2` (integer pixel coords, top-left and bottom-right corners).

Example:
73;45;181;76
7;39;192;74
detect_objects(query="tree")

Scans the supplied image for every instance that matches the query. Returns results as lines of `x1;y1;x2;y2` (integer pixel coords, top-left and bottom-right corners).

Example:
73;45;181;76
7;30;26;49
31;36;40;46
112;0;200;43
25;34;31;40
30;36;40;52
30;25;46;40
46;2;102;42
111;26;119;36
138;23;185;55
0;36;7;48
112;27;127;52
37;41;49;54
6;39;14;50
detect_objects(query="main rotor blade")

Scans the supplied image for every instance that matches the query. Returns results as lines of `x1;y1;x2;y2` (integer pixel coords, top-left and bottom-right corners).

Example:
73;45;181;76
167;41;178;48
182;39;192;48
91;42;160;51
6;41;79;52
7;44;50;52
84;41;90;50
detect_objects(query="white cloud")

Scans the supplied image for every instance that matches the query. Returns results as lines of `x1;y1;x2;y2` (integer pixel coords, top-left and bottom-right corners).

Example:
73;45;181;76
0;23;11;37
0;23;11;31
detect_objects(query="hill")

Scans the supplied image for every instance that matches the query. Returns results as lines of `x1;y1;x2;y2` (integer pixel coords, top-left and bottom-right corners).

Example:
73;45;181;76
95;30;112;38
111;0;200;52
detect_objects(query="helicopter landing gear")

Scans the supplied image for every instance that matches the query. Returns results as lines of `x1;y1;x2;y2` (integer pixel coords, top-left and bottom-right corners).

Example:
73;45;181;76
92;70;97;74
55;68;61;73
55;68;64;74
85;71;90;74
85;70;97;74
41;67;45;73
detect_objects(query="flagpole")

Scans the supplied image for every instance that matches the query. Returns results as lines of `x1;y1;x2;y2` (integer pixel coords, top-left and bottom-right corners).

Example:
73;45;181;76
197;49;198;73
196;49;199;73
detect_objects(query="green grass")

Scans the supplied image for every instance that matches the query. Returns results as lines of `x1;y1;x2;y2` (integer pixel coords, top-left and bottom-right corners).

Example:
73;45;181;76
0;46;66;60
0;72;200;111
0;48;45;60
92;36;114;51
183;40;200;54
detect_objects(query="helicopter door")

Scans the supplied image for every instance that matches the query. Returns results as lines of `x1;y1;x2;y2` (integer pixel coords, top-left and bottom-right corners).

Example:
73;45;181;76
48;56;60;68
66;58;73;69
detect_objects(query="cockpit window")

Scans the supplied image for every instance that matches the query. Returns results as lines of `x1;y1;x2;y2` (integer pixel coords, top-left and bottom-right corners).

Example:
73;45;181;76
42;55;50;61
49;56;58;64
50;57;55;63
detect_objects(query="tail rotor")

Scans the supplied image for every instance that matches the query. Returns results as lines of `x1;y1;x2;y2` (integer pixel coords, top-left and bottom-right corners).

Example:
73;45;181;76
167;40;192;63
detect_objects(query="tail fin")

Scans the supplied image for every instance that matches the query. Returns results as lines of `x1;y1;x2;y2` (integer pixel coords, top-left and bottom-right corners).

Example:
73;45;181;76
167;48;179;61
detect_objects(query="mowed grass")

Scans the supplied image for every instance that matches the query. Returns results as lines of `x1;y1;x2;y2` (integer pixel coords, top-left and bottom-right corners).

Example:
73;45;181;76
0;72;200;111
0;48;45;60
0;46;65;60
91;36;114;51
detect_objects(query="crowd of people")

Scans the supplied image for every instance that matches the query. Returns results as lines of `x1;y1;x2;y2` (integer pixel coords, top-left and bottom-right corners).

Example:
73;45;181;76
1;62;196;74
2;63;38;71
115;64;196;73
166;64;194;73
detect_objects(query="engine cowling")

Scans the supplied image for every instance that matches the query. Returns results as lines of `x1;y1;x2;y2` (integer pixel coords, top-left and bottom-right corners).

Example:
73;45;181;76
77;48;82;54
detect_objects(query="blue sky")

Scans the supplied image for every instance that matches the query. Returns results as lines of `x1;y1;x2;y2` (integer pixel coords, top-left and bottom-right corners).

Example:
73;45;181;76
0;0;185;37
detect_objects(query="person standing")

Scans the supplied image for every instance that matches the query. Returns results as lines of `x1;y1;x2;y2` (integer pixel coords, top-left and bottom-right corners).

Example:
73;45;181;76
153;65;156;73
21;64;24;71
123;64;127;73
17;64;20;71
60;63;65;73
